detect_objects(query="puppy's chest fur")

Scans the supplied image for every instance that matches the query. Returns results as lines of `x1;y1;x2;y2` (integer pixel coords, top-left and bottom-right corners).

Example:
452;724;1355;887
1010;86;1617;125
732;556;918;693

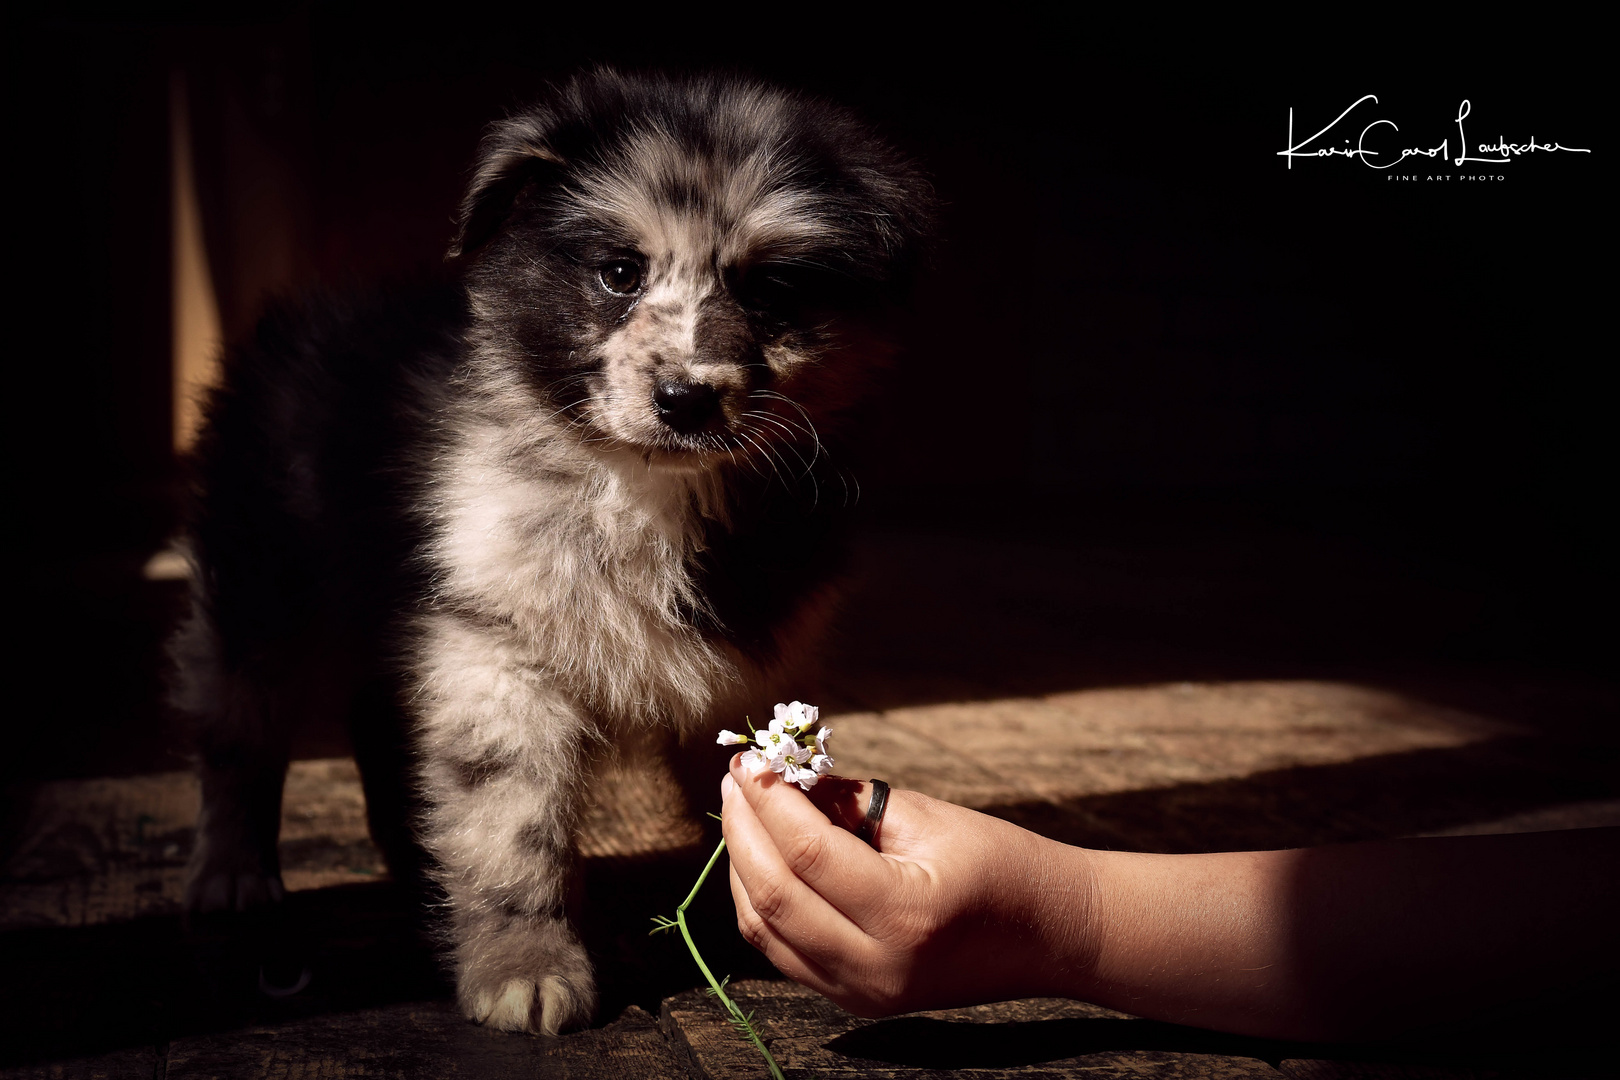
425;405;841;732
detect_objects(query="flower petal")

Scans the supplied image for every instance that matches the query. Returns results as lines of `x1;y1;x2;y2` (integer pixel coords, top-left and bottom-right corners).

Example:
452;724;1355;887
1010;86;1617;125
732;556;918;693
716;730;748;746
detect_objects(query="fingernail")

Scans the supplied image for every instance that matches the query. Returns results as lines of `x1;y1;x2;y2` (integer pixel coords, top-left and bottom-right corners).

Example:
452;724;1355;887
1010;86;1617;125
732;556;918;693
721;773;736;798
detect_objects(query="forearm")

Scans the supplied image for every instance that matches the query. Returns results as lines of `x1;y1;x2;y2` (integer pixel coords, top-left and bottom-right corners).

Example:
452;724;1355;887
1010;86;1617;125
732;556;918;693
1040;829;1620;1041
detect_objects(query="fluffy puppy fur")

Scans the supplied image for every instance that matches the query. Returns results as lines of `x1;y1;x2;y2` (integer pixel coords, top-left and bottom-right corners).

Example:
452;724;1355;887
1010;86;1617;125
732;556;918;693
171;69;932;1035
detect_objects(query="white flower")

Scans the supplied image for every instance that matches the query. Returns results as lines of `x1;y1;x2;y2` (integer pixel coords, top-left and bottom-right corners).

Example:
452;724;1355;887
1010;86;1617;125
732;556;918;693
773;701;819;734
723;701;829;791
768;707;805;739
755;728;799;767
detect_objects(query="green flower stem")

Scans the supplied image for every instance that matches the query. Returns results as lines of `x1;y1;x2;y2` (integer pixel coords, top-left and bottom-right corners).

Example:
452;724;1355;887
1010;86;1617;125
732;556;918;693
655;837;785;1080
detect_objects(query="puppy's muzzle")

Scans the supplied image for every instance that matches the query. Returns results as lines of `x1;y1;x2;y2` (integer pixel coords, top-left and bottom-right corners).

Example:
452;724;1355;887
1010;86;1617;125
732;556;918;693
653;379;722;435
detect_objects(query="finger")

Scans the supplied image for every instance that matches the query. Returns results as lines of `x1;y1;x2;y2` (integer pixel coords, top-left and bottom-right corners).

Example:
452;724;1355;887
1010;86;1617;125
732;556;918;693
729;863;905;1021
730;758;899;925
721;767;875;966
729;762;867;834
726;860;843;997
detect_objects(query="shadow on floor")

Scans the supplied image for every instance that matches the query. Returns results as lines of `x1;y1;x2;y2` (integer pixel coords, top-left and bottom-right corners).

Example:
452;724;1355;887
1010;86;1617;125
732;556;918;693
829;989;1618;1075
981;735;1620;852
0;845;778;1067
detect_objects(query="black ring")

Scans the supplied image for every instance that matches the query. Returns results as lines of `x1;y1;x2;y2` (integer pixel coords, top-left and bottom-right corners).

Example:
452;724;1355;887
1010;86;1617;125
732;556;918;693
856;779;890;847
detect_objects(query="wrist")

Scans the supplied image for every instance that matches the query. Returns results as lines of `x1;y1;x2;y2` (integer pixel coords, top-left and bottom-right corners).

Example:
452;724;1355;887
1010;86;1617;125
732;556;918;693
965;829;1108;1003
992;830;1102;1001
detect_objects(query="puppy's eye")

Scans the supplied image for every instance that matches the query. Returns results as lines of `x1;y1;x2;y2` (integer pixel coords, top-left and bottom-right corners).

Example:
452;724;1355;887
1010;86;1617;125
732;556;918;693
599;260;643;295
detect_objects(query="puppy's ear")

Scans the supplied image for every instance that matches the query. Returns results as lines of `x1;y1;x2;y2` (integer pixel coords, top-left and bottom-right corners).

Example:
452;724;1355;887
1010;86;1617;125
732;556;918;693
447;117;566;261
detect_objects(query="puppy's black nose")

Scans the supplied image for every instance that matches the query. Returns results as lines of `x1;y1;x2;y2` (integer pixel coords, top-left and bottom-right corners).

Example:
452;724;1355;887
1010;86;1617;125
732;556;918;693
652;380;721;434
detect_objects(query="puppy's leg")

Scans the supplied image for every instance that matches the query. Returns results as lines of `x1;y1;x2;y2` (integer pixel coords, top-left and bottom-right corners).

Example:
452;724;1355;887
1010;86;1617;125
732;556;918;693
414;614;598;1035
347;677;431;898
173;604;290;915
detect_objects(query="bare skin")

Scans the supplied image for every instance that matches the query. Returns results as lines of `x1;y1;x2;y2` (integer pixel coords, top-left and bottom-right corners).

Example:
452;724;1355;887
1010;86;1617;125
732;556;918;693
721;757;1620;1041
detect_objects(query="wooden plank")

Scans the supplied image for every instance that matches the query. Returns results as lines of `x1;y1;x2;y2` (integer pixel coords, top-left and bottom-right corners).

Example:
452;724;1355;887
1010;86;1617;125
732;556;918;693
828;682;1513;812
662;981;1284;1079
165;1002;687;1080
0;1046;160;1080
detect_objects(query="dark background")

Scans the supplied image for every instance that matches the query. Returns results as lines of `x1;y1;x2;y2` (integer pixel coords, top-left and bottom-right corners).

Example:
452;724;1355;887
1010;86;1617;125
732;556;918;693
8;10;1612;781
1;11;1615;1069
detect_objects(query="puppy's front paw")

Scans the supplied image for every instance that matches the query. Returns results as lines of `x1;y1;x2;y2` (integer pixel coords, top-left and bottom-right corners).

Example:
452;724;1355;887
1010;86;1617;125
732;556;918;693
456;917;596;1035
465;973;595;1035
185;845;286;915
188;869;286;914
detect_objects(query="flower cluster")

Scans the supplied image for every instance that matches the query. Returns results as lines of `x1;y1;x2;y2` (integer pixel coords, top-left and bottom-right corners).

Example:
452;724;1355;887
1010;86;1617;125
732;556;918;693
717;701;833;791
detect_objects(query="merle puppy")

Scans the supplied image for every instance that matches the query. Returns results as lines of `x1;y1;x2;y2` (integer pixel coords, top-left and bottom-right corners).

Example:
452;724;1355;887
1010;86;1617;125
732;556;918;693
171;69;932;1034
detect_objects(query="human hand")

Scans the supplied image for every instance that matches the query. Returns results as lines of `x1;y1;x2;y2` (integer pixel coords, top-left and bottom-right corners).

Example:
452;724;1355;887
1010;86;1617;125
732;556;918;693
721;755;1097;1016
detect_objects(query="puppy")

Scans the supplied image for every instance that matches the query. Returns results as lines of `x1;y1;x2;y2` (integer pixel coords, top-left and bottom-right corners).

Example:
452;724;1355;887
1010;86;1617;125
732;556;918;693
171;68;932;1034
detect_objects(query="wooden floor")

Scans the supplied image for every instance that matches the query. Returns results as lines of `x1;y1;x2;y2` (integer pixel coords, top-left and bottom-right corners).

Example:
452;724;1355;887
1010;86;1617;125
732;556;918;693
4;516;1617;1078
